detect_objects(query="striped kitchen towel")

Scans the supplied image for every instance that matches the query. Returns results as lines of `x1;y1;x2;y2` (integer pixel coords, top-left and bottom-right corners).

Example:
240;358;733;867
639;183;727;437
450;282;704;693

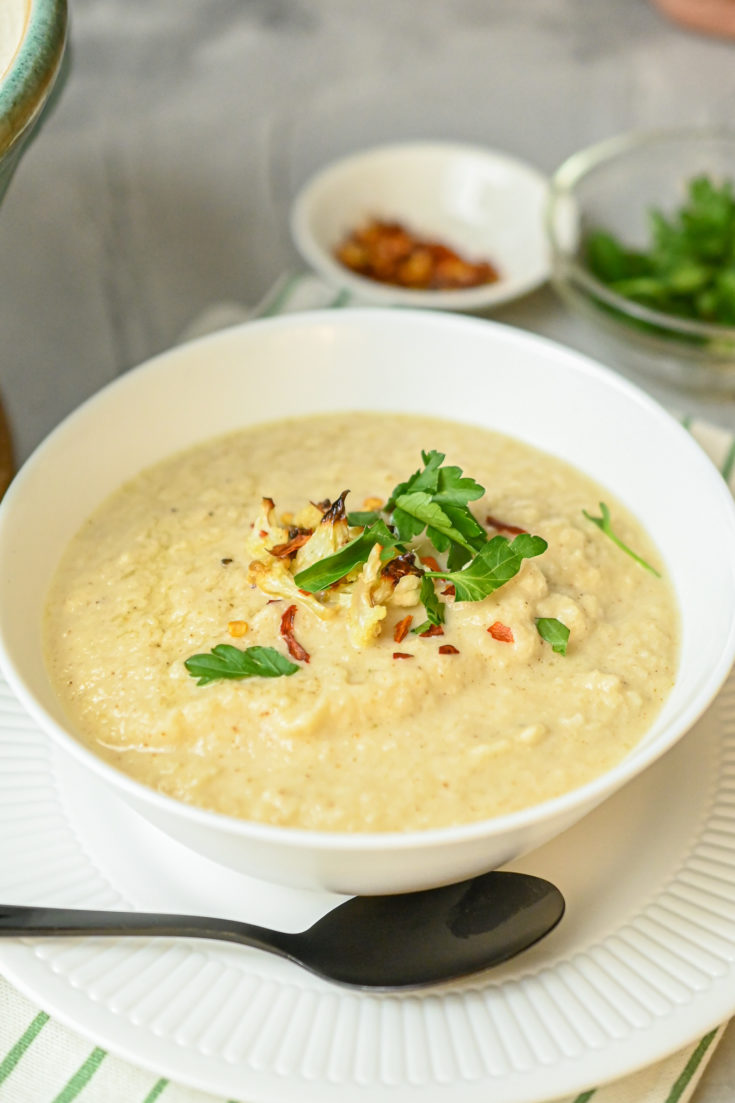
1;272;733;1103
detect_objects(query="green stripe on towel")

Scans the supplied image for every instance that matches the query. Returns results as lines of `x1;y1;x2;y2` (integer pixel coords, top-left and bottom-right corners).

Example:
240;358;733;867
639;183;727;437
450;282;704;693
142;1079;169;1103
0;1010;49;1085
721;438;735;482
329;287;352;308
665;1028;718;1103
51;1046;107;1102
259;272;304;317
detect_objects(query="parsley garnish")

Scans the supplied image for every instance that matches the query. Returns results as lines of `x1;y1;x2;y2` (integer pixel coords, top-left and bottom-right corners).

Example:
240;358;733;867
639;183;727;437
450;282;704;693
297;451;547;618
347;509;382;527
390;450;487;570
536;617;570;655
185;644;299;685
585;175;735;327
583;502;660;577
294;519;402;592
412;573;446;635
425;533;547;601
188;453;553;684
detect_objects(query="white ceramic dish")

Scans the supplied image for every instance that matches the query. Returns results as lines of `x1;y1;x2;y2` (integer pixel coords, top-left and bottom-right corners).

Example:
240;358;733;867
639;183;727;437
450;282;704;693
290;142;550;309
0;309;734;896
2;668;735;1102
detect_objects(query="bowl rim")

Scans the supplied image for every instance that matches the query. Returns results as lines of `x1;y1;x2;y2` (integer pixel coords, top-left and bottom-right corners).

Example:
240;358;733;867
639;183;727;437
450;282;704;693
290;139;551;310
3;307;735;854
546;125;735;342
0;0;67;160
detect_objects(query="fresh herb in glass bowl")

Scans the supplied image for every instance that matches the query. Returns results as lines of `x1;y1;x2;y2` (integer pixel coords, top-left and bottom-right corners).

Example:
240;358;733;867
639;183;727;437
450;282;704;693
585;175;735;326
546;128;735;393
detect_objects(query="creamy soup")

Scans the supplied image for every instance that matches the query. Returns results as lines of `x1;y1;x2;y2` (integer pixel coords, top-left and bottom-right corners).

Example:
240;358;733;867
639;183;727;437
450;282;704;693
43;413;678;832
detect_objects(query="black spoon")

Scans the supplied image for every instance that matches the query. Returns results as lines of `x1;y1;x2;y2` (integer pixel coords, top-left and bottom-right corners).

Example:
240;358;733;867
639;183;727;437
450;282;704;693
0;871;564;989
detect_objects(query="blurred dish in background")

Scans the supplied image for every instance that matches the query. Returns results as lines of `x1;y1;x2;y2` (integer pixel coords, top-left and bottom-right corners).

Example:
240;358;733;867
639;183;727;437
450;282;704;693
0;0;67;204
651;0;735;38
0;0;29;79
290;141;549;311
547;127;735;394
0;0;64;486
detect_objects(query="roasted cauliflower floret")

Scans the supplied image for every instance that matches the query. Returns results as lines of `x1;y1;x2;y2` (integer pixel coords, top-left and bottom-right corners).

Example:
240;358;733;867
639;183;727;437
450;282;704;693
391;573;422;606
245;493;423;649
348;543;388;648
247;559;334;621
293;491;353;574
245;497;289;563
372;551;423;607
293;502;327;530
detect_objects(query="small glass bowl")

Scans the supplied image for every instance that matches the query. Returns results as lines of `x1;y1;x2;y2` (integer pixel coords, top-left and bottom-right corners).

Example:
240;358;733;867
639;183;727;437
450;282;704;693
546;128;735;394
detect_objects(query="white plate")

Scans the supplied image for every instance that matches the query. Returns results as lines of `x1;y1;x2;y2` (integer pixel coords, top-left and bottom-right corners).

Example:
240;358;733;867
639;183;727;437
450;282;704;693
2;667;735;1103
290;142;550;310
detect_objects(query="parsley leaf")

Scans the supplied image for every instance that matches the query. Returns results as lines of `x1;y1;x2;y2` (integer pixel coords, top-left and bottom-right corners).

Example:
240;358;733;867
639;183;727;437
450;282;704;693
536;617;570;655
347;510;382;527
392;491;478;551
293;519;401;592
427;533;547;602
389;451;488;562
434;462;485;507
585;174;735;329
583;502;661;577
185;644;299;686
412;573;446;634
386;449;446;508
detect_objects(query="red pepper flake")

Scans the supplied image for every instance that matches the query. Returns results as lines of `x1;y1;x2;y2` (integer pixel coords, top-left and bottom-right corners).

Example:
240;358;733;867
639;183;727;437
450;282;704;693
268;531;312;559
280;604;310;663
420;555;441;572
485;514;527;535
419;624;444;637
442;584;456;597
393;615;413;644
439;644;460;655
393;651;414;660
488;621;514;643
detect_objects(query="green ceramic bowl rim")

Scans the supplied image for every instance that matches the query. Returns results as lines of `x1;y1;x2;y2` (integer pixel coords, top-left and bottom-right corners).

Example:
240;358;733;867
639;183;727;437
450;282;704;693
0;0;67;160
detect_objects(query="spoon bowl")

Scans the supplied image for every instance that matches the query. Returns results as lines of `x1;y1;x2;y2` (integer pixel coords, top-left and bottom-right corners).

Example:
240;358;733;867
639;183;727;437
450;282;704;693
0;871;564;989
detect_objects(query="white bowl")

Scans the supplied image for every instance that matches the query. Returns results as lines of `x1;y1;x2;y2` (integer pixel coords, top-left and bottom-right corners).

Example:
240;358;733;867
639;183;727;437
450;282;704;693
1;309;734;895
290;141;550;310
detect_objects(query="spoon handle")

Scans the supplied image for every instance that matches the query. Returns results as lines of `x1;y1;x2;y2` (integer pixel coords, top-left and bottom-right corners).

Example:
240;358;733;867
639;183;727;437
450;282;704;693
0;904;295;959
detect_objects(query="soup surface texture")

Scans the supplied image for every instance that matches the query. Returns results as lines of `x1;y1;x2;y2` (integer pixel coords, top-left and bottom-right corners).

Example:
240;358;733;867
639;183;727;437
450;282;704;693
44;413;678;832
